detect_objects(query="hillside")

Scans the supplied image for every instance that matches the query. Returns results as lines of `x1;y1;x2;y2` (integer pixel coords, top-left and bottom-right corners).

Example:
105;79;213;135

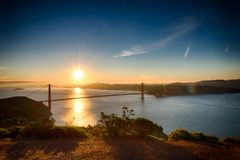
0;137;239;160
81;79;240;97
0;96;51;122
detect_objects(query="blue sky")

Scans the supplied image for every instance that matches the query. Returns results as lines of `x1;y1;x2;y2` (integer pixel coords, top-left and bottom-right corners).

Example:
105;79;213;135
0;0;239;83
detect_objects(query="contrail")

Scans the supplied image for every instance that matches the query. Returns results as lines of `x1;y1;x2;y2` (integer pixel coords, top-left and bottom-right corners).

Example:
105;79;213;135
115;16;200;58
184;43;191;58
225;47;229;53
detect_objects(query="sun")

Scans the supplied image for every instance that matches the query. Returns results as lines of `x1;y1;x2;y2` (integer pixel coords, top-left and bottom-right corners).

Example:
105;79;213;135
73;69;84;81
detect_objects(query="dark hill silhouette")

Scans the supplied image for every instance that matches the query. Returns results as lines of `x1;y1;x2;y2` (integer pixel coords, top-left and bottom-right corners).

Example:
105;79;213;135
80;79;240;97
0;96;51;121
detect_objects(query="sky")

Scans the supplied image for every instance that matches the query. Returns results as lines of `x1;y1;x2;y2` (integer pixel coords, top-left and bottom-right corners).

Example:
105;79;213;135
0;0;240;84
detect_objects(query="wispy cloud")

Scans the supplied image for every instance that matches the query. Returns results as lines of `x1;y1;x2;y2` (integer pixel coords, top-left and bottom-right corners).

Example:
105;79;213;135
114;46;146;57
184;42;191;58
114;16;200;58
225;47;230;53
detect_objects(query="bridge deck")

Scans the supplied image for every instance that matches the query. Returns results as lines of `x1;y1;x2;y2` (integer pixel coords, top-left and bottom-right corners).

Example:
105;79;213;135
40;92;141;102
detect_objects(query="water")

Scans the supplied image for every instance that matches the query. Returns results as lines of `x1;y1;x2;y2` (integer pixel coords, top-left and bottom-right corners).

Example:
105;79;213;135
1;87;240;137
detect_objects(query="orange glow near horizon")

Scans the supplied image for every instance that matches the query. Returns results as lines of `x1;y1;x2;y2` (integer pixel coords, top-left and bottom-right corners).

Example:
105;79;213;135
2;63;239;85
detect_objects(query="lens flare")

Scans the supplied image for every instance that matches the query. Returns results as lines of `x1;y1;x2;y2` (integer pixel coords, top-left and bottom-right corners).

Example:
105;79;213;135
73;69;84;80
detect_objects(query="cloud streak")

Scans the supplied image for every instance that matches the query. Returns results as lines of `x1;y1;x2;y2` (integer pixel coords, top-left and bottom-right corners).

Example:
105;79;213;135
184;42;191;58
114;46;146;57
114;16;200;57
225;47;229;53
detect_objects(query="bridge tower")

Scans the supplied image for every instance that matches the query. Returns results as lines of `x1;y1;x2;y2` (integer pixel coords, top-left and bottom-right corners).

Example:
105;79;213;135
141;83;144;100
48;84;51;111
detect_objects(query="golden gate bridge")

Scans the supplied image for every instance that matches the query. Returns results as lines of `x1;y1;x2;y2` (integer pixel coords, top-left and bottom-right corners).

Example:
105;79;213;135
25;83;145;111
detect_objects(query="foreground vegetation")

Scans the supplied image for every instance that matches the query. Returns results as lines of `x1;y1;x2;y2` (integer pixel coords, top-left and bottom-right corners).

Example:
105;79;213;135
0;99;240;159
1;136;240;160
1;106;240;146
0;107;167;140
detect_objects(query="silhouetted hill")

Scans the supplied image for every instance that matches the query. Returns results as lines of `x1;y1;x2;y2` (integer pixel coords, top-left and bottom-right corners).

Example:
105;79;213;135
147;84;240;97
196;79;240;89
0;81;36;83
81;79;240;97
0;96;51;121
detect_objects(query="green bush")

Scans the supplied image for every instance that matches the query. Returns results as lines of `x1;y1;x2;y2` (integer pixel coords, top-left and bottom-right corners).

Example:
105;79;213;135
17;117;55;138
0;118;29;127
191;132;219;142
0;116;87;139
49;126;87;138
98;112;125;136
168;129;218;142
20;126;87;139
130;118;167;139
34;117;55;128
20;125;47;138
190;132;205;141
203;135;219;143
98;107;135;136
86;125;100;136
219;137;240;144
168;129;191;141
98;107;167;139
0;128;10;138
8;126;24;138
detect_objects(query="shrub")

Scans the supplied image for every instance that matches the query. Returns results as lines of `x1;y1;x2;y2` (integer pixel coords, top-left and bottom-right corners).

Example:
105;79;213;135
191;132;204;141
50;126;87;138
20;125;47;138
98;112;125;136
8;126;24;138
20;126;87;139
0;128;10;138
34;117;55;127
169;129;219;142
168;129;192;141
131;118;167;139
219;137;240;144
0;118;29;127
98;107;135;136
86;125;104;137
0;116;87;139
204;135;219;143
122;107;135;121
18;117;54;138
98;107;167;139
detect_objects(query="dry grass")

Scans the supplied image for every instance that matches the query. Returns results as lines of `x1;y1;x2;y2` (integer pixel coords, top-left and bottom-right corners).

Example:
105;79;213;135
0;137;239;160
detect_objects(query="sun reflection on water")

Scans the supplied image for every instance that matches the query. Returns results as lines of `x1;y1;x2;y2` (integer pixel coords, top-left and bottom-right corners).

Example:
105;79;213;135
74;87;81;94
74;100;84;113
63;87;95;126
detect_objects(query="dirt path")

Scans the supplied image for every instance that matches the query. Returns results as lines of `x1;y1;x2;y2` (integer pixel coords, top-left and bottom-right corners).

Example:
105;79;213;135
0;137;239;160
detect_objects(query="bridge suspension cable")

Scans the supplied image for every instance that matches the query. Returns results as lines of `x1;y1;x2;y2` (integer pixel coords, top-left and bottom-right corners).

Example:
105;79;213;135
40;92;141;103
25;85;48;97
38;83;145;111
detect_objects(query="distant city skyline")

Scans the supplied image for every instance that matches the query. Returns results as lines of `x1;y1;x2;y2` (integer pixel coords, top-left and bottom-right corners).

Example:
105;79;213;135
0;0;239;84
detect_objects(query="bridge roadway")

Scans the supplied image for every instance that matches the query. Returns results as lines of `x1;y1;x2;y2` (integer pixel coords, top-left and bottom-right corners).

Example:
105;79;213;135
39;92;141;102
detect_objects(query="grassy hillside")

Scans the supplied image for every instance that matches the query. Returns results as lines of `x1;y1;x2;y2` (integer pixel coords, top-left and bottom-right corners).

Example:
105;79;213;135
0;137;239;160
